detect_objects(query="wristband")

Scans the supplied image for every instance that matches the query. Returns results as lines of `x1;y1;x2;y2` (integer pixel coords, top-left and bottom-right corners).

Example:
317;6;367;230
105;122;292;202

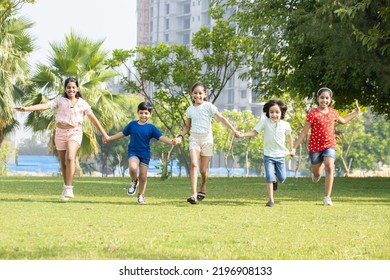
177;134;183;138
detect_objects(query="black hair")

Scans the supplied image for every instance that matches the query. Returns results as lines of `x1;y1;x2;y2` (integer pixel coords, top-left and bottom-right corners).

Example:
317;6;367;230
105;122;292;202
317;87;333;97
191;82;208;102
138;101;153;113
63;77;82;98
263;99;288;120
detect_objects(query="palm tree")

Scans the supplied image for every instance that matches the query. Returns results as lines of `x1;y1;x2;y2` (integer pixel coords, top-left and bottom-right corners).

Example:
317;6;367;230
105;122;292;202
0;0;34;146
23;32;128;159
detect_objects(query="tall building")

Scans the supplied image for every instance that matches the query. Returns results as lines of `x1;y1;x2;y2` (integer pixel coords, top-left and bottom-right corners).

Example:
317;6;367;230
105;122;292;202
136;0;264;167
136;0;263;113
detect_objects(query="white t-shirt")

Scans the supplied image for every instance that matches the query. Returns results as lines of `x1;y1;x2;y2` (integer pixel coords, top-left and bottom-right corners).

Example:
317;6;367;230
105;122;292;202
186;102;218;134
254;117;292;157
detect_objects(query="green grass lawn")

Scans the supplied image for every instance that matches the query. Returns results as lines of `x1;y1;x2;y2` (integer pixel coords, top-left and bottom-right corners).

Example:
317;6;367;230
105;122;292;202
0;176;389;260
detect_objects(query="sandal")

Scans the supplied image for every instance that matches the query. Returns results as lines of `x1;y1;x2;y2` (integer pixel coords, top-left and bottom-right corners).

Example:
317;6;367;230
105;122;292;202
187;196;198;204
197;192;206;201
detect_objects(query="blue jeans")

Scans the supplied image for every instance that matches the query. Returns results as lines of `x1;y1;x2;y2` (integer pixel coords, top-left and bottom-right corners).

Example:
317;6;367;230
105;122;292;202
309;148;336;165
264;155;286;183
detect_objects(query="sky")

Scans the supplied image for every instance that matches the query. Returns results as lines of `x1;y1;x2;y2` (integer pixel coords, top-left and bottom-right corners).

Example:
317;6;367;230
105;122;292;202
21;0;137;65
14;0;137;141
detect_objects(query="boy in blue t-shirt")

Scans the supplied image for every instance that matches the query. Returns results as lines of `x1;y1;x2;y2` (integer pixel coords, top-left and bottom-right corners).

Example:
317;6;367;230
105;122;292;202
106;101;175;204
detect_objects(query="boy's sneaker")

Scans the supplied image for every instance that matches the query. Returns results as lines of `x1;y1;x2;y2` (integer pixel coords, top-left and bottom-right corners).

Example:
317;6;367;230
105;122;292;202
312;173;321;183
127;179;138;196
265;201;274;207
323;196;333;206
137;195;146;205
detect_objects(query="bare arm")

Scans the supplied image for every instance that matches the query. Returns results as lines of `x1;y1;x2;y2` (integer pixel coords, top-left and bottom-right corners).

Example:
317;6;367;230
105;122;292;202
214;111;240;137
107;132;125;142
159;135;175;145
87;113;109;142
239;130;258;138
14;104;50;112
174;118;191;144
338;100;361;124
287;134;295;156
293;121;311;150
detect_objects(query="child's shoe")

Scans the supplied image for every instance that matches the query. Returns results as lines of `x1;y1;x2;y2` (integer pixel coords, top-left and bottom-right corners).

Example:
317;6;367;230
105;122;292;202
137;194;146;205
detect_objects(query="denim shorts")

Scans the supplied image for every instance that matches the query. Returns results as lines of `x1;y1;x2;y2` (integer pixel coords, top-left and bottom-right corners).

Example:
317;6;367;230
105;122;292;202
309;148;336;165
128;154;150;167
264;155;286;183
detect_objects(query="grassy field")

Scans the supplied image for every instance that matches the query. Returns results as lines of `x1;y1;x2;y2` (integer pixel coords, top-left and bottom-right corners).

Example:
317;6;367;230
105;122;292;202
0;176;389;260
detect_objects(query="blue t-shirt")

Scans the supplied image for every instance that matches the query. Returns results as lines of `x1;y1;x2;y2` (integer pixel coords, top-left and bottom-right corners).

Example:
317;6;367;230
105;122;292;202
122;120;163;159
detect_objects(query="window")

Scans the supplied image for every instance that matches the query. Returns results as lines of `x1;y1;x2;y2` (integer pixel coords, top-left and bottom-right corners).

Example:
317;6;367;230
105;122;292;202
165;18;169;30
241;90;247;99
183;3;190;14
183;17;190;29
228;89;234;104
164;34;169;42
166;3;169;14
183;33;190;45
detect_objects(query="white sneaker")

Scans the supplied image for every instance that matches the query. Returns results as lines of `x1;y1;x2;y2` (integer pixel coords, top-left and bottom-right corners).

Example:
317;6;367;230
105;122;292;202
127;180;139;196
60;191;69;201
312;173;321;183
137;195;146;205
323;196;333;206
60;186;74;201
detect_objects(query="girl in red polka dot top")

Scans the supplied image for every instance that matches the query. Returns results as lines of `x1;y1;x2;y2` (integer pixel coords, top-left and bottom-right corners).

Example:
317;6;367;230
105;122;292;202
293;87;360;206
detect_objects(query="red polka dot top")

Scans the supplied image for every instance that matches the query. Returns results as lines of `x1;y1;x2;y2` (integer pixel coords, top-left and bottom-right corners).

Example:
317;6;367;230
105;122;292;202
306;107;340;152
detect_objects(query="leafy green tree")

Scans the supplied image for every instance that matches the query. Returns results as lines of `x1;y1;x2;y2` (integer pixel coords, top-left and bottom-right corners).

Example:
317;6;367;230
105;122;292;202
220;0;390;119
0;0;35;146
350;111;390;171
335;0;390;55
22;32;127;160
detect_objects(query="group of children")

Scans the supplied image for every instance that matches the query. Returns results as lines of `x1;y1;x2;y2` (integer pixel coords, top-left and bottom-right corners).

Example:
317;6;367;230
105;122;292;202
15;78;361;206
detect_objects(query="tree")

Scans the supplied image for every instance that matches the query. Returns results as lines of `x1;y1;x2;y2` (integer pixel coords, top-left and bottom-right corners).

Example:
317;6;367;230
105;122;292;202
106;10;250;176
0;0;35;146
22;32;127;160
221;0;390;120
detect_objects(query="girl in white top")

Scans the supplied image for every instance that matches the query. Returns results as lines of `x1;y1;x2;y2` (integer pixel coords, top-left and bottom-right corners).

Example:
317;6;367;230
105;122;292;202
239;100;295;207
15;77;109;201
174;82;240;204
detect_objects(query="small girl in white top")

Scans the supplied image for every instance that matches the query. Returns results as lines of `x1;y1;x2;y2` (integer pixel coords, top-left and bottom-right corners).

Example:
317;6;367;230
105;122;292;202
15;77;109;201
174;82;240;204
239;100;295;207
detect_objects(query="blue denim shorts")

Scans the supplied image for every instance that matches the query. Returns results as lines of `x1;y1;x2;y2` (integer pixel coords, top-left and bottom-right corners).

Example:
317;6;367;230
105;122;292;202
309;148;336;165
264;155;286;183
128;154;150;167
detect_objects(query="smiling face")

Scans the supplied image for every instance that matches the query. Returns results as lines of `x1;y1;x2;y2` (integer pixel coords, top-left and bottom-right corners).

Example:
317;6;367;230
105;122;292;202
317;90;332;110
64;81;79;99
137;109;152;124
190;85;207;105
268;104;282;123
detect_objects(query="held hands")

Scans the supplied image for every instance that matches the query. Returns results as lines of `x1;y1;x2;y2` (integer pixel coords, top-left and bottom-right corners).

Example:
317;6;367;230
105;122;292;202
102;135;110;144
289;148;296;157
172;137;182;145
233;129;241;138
